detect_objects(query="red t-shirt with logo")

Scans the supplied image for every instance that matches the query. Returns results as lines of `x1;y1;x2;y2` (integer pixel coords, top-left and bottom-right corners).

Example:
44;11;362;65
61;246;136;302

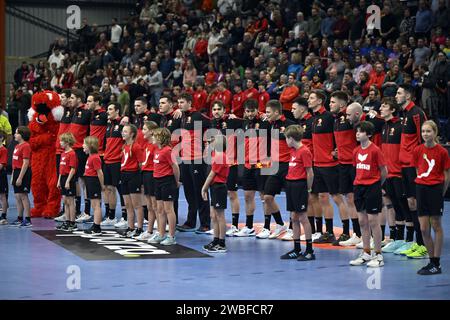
211;152;229;184
286;145;313;180
413;144;450;185
59;149;78;176
121;143;144;172
84;153;102;177
12;142;31;169
353;142;386;185
0;146;8;168
141;142;157;172
153;145;174;178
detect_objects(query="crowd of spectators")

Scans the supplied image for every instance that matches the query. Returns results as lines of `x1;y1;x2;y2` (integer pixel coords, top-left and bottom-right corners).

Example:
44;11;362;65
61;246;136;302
8;0;450;140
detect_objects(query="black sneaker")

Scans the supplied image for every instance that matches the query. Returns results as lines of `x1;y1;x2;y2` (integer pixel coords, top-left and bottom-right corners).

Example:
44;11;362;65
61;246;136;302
280;249;301;260
333;233;350;246
176;224;196;232
297;251;316;261
417;263;442;275
206;244;227;253
68;222;78;231
55;222;67;230
60;222;71;232
133;228;143;239
203;240;218;252
84;225;102;235
313;232;336;244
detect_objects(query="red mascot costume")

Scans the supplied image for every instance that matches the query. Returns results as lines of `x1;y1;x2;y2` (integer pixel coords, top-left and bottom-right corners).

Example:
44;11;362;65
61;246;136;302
28;90;64;218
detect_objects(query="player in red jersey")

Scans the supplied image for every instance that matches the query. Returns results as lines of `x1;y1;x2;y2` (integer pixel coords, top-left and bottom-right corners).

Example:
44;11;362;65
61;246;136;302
413;121;450;275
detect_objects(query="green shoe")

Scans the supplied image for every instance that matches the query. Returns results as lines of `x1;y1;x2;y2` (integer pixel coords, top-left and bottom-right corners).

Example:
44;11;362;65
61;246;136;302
406;245;428;259
400;242;419;256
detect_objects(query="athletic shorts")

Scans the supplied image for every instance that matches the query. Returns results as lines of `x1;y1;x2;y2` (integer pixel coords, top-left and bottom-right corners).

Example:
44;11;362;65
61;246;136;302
338;164;355;195
210;183;228;210
56;154;61;175
242;167;267;192
84;176;101;199
75;148;88;178
401;167;417;198
103;162;121;187
286;180;308;213
354;181;382;214
154;175;177;201
120;171;142;195
264;162;289;196
0;169;8;194
60;174;76;197
12;168;31;194
142;171;155;196
384;177;409;221
226;165;239;191
312;166;340;195
416;184;444;217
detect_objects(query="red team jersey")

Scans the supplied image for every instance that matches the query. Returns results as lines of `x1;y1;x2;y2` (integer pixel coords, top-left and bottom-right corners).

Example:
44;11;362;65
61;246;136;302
353;142;386;185
121;143;144;172
84;153;102;177
153;145;175;178
211;152;230;184
141;142;157;172
12;142;31;169
0;146;7;168
286;145;313;180
413;144;450;185
59;150;78;175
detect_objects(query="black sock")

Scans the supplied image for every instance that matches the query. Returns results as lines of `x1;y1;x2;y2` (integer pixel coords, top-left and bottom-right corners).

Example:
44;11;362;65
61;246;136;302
75;196;81;215
351;218;362;237
246;215;254;229
306;239;313;253
109;208;116;220
105;203;110;219
272;211;284;226
122;207;127;220
294;239;301;252
381;225;385;240
143;205;148;221
219;238;225;246
232;213;239;228
308;216;316;233
411;210;424;246
342;219;350;235
430;257;440;267
325;218;333;234
1;213;6;219
84;199;91;215
264;215;271;230
397;224;405;240
406;226;414;242
315;217;323;234
25;217;31;222
389;226;397;240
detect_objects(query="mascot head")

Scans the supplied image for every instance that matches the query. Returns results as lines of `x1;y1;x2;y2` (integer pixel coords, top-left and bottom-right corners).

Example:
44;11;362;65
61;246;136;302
28;90;64;124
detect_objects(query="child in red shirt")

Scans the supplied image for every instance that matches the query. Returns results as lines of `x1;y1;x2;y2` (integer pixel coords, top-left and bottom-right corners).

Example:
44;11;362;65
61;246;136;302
83;136;104;235
0;131;9;225
202;135;230;253
350;121;387;268
413;120;450;275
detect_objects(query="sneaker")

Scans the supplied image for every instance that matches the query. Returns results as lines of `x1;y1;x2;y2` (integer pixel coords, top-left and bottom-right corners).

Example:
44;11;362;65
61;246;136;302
135;230;152;241
203;240;218;251
367;253;384;268
160;235;177;245
339;233;362;247
297;251;316;261
281;229;294;241
235;226;256;237
176;224;196;232
280;249;301;260
125;228;136;238
350;251;373;266
333;233;350;246
132;228;144;239
84;225;101;235
417;263;442;275
313;232;336;244
206;244;227;253
55;221;67;230
268;224;287;239
311;232;322;241
67;222;78;231
382;240;406;253
20;220;32;228
147;234;167;244
11;219;23;226
226;225;239;237
195;226;212;234
356;238;374;249
114;218;128;229
406;245;428;259
75;212;91;223
381;238;393;247
59;221;71;231
0;218;8;225
205;228;214;235
147;232;160;243
401;242;420;256
54;214;66;222
101;217;117;227
256;228;271;239
394;241;416;255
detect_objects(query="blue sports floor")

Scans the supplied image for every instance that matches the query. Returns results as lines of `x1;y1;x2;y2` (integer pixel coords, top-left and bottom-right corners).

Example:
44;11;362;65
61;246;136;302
1;186;449;300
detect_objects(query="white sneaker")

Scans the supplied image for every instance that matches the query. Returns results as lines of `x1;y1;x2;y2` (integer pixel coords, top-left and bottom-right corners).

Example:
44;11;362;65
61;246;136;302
367;253;384;268
100;217;117;227
381;239;393;247
114;218;128;229
147;232;160;243
281;229;294;241
350;251;374;266
356;238;374;249
339;233;362;247
160;235;176;245
54;215;66;222
126;229;136;238
311;232;322;242
256;228;271;239
269;224;287;239
235;226;256;237
135;230;152;241
75;212;91;223
226;225;239;237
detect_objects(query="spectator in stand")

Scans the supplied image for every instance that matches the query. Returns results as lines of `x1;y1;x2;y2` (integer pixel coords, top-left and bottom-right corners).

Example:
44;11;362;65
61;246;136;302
413;38;431;70
48;48;65;68
362;88;382;113
367;62;387;91
183;59;197;88
415;0;434;39
280;73;300;118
